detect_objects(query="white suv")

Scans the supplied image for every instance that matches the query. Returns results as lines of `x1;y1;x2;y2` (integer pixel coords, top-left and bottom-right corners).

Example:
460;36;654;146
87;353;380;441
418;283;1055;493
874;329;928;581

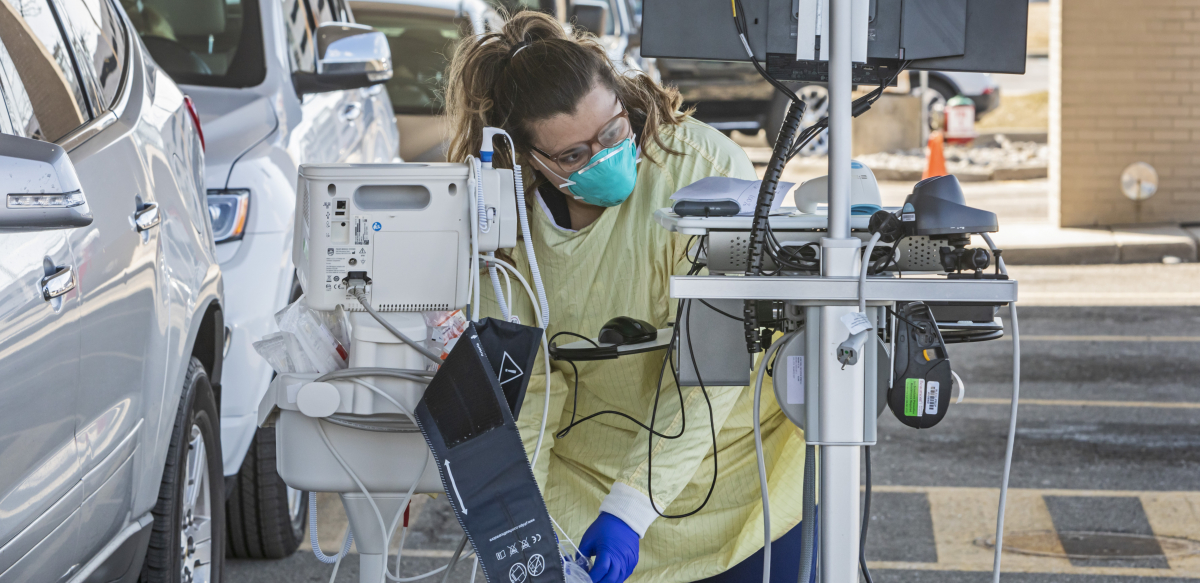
123;0;399;557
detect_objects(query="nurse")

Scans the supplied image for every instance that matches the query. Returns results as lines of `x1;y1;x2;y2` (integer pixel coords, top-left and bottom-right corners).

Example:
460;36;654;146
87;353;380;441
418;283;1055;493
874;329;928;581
445;10;813;583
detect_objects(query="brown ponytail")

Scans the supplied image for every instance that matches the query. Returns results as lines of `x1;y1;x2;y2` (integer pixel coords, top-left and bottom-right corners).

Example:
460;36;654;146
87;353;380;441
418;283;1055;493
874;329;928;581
445;9;687;170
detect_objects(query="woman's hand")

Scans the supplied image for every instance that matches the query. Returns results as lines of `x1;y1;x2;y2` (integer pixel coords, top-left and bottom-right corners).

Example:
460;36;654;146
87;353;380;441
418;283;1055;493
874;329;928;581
578;512;640;583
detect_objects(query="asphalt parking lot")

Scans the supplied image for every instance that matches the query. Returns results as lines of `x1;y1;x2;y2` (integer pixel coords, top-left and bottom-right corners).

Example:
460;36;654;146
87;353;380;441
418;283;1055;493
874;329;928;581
228;263;1200;583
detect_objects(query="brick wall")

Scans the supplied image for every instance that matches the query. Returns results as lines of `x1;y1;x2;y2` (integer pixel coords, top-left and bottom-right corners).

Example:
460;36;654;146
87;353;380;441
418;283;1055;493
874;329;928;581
1054;0;1200;227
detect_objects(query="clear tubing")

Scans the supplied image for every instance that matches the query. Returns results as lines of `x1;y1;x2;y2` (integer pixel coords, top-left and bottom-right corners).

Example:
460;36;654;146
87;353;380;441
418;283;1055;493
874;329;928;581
310;495;354;563
316;375;446;583
753;333;795;583
859;232;882;313
981;232;1020;583
351;289;444;364
482;255;552;469
318;368;432;385
439;535;470;583
798;444;817;583
487;253;512;320
501;264;512;311
503;135;550;327
329;544;347;583
314;420;416;583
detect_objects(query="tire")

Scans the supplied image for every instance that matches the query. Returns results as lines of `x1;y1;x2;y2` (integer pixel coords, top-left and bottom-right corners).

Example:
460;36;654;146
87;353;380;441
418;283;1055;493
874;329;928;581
225;427;308;559
765;85;830;156
922;78;957;132
143;357;225;583
226;274;308;559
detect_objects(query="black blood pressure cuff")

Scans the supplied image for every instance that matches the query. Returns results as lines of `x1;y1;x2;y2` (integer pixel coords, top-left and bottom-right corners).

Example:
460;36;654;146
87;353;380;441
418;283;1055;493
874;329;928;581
415;319;564;583
473;317;542;419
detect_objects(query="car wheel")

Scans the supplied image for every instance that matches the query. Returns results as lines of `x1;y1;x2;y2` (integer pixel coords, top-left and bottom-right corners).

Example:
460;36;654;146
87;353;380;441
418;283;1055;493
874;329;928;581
765;85;830;156
226;274;307;559
225;427;308;559
143;357;225;583
921;78;957;132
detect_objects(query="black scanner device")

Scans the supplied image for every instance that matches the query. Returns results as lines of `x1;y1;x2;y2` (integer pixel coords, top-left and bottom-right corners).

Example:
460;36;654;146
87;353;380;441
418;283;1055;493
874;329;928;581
599;316;658;346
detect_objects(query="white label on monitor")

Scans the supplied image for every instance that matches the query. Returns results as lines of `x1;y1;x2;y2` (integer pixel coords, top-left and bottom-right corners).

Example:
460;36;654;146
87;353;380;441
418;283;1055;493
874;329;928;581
787;355;805;405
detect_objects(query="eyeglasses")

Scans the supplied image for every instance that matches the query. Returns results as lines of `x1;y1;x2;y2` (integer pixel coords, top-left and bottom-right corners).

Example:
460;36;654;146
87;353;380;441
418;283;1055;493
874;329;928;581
530;105;632;174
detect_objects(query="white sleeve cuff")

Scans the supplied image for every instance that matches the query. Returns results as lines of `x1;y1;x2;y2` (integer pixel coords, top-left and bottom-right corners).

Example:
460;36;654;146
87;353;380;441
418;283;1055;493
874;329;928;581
598;482;658;538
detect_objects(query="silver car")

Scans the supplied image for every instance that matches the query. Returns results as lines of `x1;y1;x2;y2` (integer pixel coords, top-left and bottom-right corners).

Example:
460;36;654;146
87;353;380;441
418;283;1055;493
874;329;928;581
121;0;399;560
0;0;223;582
351;0;500;162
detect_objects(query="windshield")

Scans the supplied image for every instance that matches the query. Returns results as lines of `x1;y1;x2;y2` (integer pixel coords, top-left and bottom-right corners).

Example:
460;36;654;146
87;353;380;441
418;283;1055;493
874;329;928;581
352;8;466;114
121;0;265;87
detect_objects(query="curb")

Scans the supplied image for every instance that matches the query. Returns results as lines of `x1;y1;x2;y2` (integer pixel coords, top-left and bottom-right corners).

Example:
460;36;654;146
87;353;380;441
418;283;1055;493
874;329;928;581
986;224;1198;266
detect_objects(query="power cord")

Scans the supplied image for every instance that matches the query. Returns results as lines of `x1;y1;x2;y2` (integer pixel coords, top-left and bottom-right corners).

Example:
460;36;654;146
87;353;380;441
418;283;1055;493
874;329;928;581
861;445;874;583
645;298;720;518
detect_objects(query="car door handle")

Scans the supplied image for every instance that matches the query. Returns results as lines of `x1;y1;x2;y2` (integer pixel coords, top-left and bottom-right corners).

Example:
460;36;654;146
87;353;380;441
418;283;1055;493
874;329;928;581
41;266;76;301
340;102;363;121
135;202;160;231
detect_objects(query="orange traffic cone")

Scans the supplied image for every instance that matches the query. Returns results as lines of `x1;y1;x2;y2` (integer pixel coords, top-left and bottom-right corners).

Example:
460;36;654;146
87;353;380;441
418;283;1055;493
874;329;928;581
922;131;947;180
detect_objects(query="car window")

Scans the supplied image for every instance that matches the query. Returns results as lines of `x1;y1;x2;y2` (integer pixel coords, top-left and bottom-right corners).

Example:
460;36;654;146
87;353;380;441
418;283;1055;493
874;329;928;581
56;0;125;108
282;0;315;73
0;44;17;135
308;0;334;23
351;7;463;114
0;0;94;141
123;0;265;88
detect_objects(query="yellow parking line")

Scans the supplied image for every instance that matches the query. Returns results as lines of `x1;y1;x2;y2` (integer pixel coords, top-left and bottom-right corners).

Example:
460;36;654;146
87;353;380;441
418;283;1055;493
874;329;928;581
866;486;1200;577
961;397;1200;409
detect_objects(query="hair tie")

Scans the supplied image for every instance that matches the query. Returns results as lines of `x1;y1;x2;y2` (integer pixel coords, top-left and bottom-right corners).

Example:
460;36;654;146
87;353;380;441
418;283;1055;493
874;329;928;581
509;41;532;59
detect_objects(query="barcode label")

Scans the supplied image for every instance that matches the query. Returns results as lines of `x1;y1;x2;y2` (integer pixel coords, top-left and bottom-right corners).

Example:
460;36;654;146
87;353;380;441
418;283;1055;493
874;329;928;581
925;381;940;415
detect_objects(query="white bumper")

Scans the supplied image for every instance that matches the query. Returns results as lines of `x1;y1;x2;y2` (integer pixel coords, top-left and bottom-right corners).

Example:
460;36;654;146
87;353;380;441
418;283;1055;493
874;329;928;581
217;229;294;475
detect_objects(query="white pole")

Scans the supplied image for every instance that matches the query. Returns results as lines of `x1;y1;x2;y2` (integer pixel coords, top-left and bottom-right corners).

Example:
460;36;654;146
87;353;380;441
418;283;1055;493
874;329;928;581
825;0;851;241
819;1;864;582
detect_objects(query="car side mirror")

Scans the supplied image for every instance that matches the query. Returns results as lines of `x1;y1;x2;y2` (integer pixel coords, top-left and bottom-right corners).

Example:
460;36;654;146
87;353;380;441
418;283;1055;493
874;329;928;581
571;0;609;36
0;133;92;232
294;22;393;95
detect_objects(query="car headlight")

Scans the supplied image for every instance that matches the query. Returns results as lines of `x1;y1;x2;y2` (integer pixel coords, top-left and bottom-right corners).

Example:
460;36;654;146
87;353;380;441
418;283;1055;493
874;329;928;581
207;189;250;243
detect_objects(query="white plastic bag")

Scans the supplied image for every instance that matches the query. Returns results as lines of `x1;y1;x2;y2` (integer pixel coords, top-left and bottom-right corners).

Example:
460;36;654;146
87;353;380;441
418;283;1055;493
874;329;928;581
423;309;469;360
274;295;348;374
252;332;294;374
561;548;591;583
252;331;319;374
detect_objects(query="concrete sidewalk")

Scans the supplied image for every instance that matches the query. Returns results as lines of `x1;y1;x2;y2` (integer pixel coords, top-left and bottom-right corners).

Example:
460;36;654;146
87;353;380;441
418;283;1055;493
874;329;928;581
769;155;1198;265
982;223;1198;265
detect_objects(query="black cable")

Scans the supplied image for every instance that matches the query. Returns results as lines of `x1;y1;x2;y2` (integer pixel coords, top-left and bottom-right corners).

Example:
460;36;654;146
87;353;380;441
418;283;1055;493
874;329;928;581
552;240;722;516
555;246;708;441
550;331;599;348
699;299;743;322
861;445;874;583
554;336;688;440
732;0;803;106
646;299;719;519
885;305;927;333
744;100;805;351
786;64;911;162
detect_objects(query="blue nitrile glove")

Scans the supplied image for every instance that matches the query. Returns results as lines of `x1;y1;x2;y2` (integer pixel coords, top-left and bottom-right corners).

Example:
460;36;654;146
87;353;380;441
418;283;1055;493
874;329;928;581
578;512;639;583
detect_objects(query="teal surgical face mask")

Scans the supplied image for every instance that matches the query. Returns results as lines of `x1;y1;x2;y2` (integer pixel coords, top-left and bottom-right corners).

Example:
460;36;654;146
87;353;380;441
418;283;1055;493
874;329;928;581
535;137;638;207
